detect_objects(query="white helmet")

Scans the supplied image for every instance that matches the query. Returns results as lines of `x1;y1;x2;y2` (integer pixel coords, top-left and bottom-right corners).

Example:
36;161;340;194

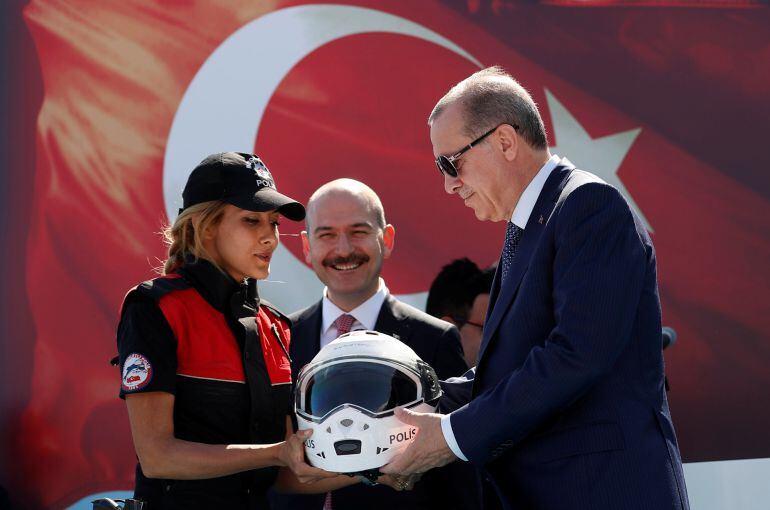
294;330;442;475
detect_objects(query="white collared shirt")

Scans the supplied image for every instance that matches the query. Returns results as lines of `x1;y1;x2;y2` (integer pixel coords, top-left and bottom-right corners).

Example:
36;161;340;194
441;154;563;462
320;278;389;348
510;154;562;229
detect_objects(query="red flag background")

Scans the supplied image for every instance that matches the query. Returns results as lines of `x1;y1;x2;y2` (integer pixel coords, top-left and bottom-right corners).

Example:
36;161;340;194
1;0;768;508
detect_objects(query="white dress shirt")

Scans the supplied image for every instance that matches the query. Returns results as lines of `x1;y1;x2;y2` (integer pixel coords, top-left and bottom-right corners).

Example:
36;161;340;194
441;154;563;461
319;278;389;348
511;154;563;228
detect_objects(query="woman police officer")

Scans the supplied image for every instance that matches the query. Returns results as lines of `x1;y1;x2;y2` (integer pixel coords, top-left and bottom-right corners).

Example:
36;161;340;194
116;152;337;508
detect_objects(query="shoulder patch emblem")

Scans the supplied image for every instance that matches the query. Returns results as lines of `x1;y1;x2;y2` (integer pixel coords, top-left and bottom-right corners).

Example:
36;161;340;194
122;353;153;391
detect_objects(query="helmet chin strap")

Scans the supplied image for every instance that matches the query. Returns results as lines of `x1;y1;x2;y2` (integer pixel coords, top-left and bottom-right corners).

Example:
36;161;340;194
346;468;382;484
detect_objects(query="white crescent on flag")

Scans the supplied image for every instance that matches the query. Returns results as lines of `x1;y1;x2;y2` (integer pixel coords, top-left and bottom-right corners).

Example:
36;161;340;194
163;3;483;312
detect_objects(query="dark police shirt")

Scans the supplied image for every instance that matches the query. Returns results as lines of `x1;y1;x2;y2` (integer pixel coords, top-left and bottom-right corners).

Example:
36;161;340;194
117;259;292;509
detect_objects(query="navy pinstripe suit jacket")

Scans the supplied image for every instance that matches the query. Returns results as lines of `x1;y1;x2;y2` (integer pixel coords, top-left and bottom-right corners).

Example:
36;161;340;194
442;162;690;510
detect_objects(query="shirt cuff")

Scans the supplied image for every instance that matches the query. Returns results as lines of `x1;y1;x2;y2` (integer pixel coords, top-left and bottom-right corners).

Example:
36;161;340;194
440;414;468;461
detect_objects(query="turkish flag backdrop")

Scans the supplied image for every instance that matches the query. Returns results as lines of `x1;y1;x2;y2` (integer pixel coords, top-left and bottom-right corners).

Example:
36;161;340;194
1;0;768;508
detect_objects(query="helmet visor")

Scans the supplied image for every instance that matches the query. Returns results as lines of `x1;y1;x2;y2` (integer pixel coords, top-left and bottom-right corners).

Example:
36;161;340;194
300;360;420;420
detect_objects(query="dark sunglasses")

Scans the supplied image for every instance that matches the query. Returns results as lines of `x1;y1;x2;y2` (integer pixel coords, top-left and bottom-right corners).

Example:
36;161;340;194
449;314;484;329
434;123;519;178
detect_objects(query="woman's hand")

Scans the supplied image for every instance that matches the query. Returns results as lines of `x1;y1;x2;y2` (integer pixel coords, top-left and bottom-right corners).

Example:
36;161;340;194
278;429;337;484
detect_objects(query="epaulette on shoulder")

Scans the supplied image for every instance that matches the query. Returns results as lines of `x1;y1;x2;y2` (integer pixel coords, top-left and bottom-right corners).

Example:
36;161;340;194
119;274;190;317
260;299;292;326
130;273;190;302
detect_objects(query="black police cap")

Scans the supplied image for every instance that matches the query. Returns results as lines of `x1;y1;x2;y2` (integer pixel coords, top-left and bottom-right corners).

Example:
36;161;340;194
181;152;305;221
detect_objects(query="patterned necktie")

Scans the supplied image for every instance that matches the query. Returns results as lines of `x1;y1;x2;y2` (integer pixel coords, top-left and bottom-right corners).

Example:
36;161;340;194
334;313;356;336
501;222;523;284
323;490;333;510
324;313;355;510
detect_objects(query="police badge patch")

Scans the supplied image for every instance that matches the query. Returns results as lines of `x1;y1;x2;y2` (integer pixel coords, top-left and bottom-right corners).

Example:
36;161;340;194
246;156;273;181
121;353;153;391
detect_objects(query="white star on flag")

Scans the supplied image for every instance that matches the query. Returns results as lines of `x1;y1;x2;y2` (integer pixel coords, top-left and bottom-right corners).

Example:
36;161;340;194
546;90;651;232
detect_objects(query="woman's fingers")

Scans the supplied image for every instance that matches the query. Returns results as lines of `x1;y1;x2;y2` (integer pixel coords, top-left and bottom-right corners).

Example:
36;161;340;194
282;430;337;483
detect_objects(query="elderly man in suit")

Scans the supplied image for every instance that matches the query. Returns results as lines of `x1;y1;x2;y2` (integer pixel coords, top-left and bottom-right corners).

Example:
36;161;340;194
381;67;690;510
277;178;468;510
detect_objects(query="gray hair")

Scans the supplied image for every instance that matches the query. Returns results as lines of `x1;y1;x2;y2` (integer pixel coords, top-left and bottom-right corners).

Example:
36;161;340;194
428;66;548;150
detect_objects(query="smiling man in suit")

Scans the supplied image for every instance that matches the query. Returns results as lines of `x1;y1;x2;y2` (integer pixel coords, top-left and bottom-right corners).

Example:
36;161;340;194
278;178;468;510
381;67;690;510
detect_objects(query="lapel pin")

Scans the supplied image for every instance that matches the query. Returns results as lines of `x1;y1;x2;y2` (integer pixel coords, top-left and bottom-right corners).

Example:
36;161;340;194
539;215;544;224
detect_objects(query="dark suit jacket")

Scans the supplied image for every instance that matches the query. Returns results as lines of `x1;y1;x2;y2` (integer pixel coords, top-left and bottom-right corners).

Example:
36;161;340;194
273;294;472;510
443;163;690;510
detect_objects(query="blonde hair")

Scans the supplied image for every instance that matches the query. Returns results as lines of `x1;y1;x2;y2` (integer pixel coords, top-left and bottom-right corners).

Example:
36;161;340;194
162;201;227;274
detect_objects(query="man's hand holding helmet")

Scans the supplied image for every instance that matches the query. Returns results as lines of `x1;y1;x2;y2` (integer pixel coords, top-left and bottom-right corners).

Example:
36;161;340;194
380;407;456;476
377;472;422;491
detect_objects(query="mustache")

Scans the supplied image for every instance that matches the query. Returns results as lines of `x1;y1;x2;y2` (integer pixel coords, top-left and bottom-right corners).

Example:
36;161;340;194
322;253;369;267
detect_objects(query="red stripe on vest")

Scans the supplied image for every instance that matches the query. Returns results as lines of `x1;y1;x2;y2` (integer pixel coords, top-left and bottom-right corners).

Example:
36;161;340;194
158;288;246;383
256;309;292;385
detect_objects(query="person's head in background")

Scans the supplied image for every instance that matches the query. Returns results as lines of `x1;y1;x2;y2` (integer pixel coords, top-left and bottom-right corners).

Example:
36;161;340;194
426;258;494;366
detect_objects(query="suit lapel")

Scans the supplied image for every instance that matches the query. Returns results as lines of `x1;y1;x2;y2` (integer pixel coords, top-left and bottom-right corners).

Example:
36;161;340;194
485;255;503;318
290;301;323;378
477;164;574;363
374;295;411;344
477;231;535;362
